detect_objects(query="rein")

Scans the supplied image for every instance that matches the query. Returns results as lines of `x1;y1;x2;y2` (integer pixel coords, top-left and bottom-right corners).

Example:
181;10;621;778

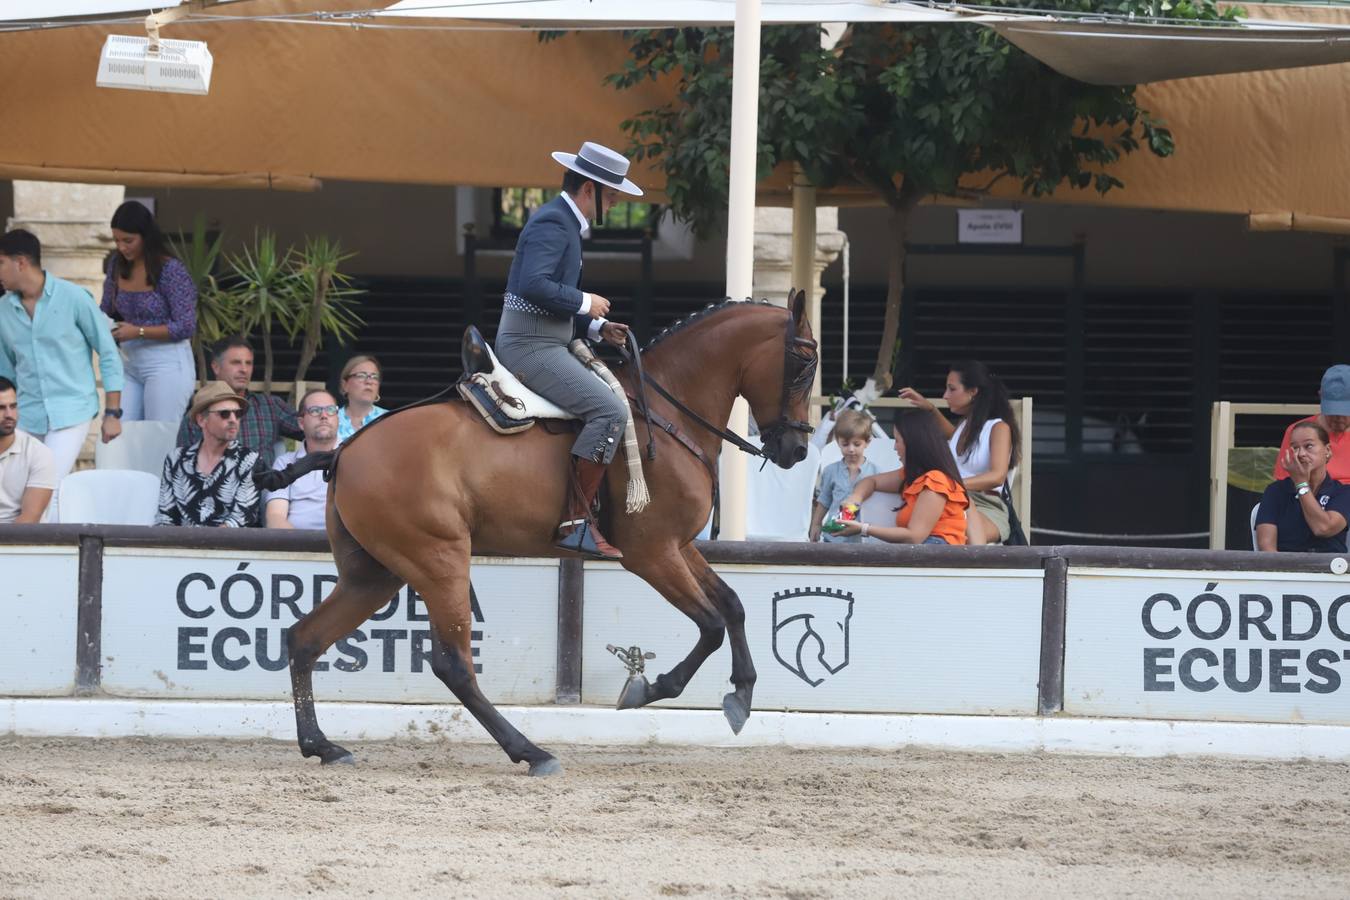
617;306;818;538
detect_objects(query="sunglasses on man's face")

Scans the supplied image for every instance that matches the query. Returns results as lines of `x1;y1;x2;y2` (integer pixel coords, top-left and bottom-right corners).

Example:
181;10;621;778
303;404;339;417
209;409;243;421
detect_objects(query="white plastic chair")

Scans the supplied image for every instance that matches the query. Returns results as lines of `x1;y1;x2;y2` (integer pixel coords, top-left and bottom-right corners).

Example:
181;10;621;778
746;441;822;541
94;420;178;477
57;469;161;525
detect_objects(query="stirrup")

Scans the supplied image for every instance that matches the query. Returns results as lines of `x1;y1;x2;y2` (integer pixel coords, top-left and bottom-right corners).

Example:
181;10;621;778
555;519;622;560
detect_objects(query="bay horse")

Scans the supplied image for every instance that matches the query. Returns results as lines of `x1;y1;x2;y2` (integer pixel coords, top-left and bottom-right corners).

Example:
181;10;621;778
285;290;818;775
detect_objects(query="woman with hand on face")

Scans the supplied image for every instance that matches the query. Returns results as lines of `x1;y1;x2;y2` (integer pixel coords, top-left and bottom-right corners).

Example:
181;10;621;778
832;410;969;545
101;201;197;422
1256;421;1350;552
898;360;1019;546
336;354;388;443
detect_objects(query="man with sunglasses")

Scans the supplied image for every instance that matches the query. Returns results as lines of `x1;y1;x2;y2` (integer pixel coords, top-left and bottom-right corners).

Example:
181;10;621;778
264;390;340;530
155;381;266;527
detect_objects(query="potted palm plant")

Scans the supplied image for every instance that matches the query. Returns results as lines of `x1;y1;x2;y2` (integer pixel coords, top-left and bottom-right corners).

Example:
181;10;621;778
224;230;296;394
168;212;235;382
287;236;365;385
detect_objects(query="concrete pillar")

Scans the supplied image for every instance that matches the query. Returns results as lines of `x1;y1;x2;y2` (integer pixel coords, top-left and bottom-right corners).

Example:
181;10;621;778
9;181;125;298
752;206;844;307
8;180;126;469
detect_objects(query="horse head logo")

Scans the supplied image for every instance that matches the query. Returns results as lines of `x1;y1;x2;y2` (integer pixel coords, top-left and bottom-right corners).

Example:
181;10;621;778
772;588;854;687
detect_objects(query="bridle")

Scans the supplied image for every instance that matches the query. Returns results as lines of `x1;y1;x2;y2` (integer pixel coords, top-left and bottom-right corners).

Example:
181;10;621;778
758;310;819;450
622;305;818;468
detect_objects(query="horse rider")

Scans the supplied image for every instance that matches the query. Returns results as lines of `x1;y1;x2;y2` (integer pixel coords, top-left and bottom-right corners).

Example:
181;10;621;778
494;141;643;561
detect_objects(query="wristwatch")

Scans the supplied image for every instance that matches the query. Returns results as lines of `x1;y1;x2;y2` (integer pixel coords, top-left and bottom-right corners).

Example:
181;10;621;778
105;408;123;419
1296;484;1311;499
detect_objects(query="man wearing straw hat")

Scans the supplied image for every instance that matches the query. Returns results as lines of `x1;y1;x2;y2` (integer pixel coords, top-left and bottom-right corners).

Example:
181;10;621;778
155;381;265;527
494;141;643;561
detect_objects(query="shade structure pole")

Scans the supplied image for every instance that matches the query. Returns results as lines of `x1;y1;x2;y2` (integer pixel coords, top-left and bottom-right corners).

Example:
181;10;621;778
718;0;762;540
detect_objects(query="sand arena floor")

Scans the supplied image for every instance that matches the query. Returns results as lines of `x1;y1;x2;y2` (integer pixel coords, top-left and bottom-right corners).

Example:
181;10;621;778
1;737;1348;898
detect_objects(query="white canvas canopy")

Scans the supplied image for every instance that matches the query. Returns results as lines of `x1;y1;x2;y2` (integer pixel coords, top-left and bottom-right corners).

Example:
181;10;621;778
994;16;1350;85
378;0;1010;27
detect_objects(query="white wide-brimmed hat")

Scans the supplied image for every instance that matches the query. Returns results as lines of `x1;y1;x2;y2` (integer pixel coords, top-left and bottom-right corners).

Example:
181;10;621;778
551;141;644;197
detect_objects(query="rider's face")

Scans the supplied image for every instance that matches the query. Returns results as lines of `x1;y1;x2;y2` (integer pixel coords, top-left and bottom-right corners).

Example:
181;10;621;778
580;182;619;222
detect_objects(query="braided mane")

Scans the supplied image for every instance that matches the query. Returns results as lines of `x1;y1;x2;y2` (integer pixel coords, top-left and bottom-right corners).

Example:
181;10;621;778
643;298;786;351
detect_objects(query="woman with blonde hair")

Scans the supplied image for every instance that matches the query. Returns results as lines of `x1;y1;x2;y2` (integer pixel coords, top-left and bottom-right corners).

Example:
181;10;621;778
337;354;387;442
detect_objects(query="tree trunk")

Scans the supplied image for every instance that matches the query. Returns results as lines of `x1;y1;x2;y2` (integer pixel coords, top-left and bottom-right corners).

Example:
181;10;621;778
867;184;924;394
193;340;207;385
293;271;329;386
262;313;275;394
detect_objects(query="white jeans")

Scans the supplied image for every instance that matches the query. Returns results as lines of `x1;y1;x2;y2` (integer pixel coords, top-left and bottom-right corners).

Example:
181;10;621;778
120;339;196;422
36;421;91;522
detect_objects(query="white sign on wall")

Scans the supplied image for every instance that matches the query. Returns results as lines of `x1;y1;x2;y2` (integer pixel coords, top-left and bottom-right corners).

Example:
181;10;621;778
101;549;559;704
0;547;79;696
957;208;1023;244
1066;568;1350;725
582;565;1044;715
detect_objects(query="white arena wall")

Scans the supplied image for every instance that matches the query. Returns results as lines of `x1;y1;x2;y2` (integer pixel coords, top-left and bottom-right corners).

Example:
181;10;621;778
3;527;1350;760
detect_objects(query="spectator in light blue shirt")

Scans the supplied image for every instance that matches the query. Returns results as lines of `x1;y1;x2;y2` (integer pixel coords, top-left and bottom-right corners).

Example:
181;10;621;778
0;229;124;501
336;353;387;442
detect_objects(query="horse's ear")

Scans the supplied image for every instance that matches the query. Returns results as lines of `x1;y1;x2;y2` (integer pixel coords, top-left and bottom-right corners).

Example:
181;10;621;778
789;288;807;326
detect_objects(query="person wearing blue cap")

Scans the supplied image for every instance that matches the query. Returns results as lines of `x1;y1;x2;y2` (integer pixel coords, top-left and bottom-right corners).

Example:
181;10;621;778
1273;364;1350;484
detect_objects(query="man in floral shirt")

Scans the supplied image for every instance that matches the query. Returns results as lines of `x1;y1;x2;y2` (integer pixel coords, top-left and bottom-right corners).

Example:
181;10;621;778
157;382;266;527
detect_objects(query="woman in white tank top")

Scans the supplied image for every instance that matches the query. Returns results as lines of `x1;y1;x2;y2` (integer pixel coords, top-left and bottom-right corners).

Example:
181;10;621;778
898;360;1021;544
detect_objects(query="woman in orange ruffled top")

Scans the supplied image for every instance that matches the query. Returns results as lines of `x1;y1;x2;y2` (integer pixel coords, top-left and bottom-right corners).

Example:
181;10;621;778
833;409;969;545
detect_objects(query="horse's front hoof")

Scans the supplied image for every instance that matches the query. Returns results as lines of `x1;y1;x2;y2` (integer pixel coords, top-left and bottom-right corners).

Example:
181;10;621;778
722;692;751;735
316;744;355;765
616;675;652;709
528;756;563;777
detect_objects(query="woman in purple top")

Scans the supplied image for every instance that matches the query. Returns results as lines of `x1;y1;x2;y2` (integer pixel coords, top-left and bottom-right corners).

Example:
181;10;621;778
102;201;197;422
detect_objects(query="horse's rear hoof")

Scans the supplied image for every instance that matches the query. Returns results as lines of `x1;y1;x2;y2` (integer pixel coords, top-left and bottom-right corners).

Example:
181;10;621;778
528;757;562;777
722;692;750;735
616;675;651;709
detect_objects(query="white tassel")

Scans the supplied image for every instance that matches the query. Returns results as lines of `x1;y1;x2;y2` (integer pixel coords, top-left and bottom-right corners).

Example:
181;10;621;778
570;339;651;514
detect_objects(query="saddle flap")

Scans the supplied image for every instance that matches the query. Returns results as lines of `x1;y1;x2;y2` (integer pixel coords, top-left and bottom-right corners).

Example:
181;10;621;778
458;379;535;435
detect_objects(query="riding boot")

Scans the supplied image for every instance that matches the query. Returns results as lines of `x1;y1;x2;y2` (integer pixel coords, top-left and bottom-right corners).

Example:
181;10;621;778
555;457;623;560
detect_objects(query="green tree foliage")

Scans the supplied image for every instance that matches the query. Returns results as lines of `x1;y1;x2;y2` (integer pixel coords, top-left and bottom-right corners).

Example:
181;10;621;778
599;0;1238;389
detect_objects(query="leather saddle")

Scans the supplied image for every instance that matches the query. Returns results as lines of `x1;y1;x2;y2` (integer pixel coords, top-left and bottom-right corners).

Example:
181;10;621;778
458;325;578;435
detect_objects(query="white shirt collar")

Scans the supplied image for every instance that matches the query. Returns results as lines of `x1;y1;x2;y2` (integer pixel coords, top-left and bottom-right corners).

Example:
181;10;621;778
560;192;591;238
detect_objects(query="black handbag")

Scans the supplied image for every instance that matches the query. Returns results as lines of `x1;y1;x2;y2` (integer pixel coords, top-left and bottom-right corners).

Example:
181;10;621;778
1000;481;1029;546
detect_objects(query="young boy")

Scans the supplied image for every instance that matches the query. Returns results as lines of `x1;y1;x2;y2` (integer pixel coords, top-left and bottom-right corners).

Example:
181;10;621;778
810;409;879;542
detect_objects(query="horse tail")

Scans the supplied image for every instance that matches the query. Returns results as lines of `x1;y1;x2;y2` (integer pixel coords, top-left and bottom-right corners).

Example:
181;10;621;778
253;449;339;492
